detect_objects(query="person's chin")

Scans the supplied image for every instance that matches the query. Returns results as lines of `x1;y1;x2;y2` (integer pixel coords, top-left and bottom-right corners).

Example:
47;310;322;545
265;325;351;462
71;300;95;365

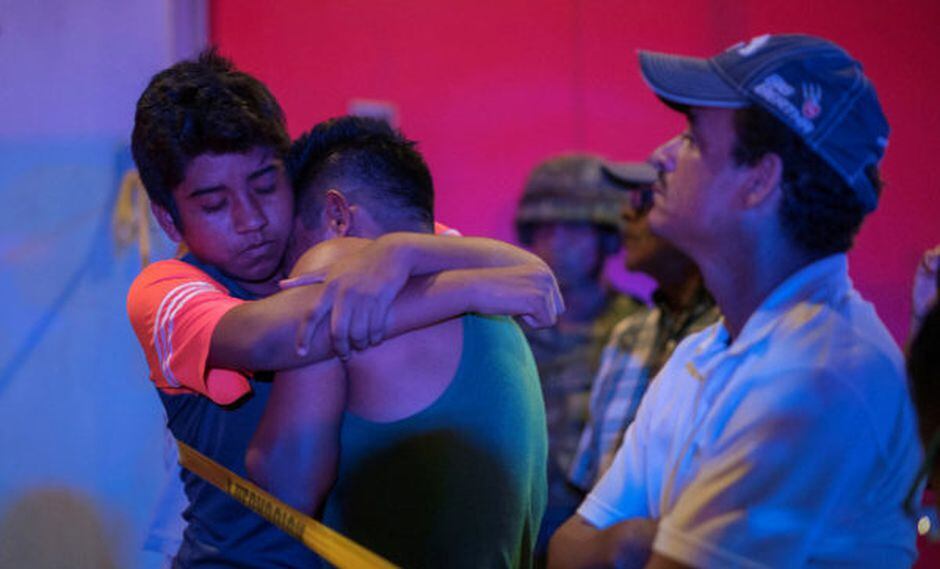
647;211;671;240
237;259;284;285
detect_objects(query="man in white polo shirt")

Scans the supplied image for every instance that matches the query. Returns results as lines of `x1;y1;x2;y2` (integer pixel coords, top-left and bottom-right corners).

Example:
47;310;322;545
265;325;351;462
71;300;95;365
549;34;921;568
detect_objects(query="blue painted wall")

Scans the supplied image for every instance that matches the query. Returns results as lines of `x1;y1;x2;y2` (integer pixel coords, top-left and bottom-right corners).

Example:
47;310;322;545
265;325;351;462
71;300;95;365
0;2;204;566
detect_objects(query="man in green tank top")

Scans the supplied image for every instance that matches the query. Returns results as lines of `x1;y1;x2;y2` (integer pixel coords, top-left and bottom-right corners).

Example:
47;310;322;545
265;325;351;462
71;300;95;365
247;116;549;568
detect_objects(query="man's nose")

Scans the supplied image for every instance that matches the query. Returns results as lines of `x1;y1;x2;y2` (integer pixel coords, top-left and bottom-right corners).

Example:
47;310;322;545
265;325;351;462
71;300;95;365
232;193;267;232
649;135;681;174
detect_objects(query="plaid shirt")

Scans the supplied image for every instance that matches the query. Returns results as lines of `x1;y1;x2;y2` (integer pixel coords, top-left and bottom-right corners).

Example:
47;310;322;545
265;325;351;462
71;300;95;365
523;292;644;510
569;284;719;491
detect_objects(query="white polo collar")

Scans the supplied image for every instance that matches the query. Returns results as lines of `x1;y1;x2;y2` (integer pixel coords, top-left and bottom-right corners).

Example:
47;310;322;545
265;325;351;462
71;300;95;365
688;254;852;375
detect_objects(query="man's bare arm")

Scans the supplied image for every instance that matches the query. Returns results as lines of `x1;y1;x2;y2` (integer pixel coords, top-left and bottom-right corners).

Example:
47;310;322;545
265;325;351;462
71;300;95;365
209;237;561;370
242;237;560;515
280;233;558;355
644;553;692;569
280;232;545;289
245;357;347;514
548;515;658;569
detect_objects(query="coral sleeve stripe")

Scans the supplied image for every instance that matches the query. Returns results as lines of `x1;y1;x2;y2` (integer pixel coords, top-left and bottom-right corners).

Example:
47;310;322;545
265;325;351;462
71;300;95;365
154;281;219;388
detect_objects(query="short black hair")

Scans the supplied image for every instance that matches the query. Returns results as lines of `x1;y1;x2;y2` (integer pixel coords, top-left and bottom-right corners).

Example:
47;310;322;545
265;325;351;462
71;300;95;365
131;49;289;228
287;116;434;234
731;106;882;257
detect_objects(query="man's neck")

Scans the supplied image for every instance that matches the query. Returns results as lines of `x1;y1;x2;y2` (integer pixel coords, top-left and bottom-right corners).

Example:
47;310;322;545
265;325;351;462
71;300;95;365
697;241;815;341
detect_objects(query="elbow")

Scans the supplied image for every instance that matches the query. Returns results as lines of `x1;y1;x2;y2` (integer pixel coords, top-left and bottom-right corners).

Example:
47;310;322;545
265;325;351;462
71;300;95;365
245;439;320;515
245;443;273;490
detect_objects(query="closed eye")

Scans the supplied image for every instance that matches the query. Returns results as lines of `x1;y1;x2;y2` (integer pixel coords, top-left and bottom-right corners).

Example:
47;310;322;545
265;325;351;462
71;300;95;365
200;198;226;213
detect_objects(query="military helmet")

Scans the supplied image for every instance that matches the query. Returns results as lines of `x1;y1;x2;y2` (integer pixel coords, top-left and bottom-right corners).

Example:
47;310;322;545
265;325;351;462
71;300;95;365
515;154;629;240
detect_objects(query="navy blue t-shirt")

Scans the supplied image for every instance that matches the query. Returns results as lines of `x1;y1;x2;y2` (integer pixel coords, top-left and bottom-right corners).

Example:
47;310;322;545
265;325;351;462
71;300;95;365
162;254;319;568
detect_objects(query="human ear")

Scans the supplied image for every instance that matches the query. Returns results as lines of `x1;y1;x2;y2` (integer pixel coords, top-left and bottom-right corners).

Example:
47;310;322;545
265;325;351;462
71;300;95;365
743;152;783;208
151;201;183;242
323;189;352;237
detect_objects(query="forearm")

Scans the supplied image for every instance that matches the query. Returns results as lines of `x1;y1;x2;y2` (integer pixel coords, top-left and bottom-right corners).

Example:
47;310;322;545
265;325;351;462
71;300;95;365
211;272;475;371
209;285;334;370
377;232;545;275
644;553;693;569
384;264;561;332
549;515;611;569
246;361;345;515
210;250;558;371
380;271;478;334
549;515;658;569
246;431;333;514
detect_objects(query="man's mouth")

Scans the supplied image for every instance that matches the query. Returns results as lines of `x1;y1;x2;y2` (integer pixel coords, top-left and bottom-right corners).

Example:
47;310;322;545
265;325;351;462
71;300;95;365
243;240;274;255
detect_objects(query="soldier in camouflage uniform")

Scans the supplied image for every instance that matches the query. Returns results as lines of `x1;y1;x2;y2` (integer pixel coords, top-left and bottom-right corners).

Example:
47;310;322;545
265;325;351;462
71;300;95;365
515;154;645;561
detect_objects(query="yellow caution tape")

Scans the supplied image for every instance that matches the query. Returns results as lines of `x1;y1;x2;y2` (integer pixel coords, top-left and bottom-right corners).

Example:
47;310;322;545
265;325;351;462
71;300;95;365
113;169;189;266
177;440;398;569
113;170;152;266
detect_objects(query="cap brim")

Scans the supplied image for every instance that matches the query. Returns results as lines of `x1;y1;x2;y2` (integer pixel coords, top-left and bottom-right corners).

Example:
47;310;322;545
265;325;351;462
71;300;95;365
601;162;657;189
638;50;749;109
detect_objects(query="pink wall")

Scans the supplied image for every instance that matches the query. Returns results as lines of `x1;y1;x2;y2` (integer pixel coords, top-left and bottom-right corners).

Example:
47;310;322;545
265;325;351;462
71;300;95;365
210;0;940;343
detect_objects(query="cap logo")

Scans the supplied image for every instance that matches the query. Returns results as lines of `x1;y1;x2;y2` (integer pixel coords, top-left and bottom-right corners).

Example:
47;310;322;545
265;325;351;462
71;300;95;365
801;83;823;120
735;34;771;57
753;74;814;135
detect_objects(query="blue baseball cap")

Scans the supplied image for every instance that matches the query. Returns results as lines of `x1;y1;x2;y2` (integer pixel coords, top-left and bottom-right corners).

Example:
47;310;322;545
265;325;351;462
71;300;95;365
638;34;889;212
